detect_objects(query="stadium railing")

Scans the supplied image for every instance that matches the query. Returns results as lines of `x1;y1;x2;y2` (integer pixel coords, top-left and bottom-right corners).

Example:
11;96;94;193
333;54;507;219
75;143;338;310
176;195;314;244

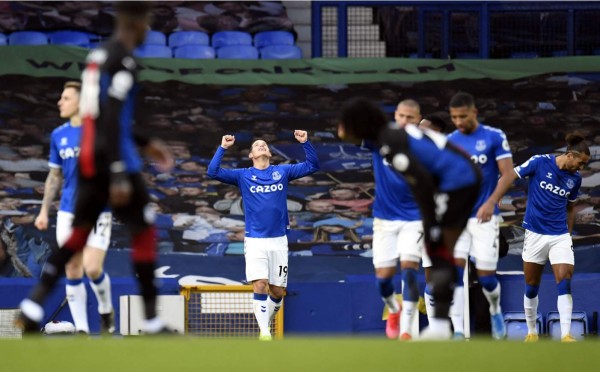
180;285;284;339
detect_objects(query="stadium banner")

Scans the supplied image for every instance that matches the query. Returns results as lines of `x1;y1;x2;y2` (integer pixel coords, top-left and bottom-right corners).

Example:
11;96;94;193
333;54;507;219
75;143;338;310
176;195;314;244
2;46;600;84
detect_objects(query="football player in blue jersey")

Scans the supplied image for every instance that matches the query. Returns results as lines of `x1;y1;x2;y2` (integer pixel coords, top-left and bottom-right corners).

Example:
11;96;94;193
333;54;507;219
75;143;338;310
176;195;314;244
364;99;431;341
34;81;114;334
207;131;319;340
447;92;513;339
17;2;175;335
338;97;481;339
513;133;590;342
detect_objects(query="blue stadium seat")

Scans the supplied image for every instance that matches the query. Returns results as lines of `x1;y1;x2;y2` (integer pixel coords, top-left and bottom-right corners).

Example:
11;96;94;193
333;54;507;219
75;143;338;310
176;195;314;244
49;31;90;48
409;53;433;58
593;48;600;56
504;311;543;340
510;52;539;58
173;45;215;59
144;30;167;45
169;31;210;48
260;45;302;59
547;311;587;340
254;31;294;48
9;31;48;45
0;34;6;45
217;45;258;60
134;45;172;58
552;50;569;57
211;31;252;48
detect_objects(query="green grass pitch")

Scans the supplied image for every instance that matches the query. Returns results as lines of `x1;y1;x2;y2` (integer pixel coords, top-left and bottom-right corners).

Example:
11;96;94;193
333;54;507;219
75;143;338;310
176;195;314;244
2;336;597;371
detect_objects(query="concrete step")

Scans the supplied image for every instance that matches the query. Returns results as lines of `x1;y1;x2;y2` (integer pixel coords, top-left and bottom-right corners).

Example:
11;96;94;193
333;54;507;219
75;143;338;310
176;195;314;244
284;1;311;9
287;7;311;24
295;24;311;42
321;25;380;41
297;41;312;58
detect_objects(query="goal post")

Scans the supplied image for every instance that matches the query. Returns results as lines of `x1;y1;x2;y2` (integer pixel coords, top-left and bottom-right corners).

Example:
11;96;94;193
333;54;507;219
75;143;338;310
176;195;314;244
180;285;284;338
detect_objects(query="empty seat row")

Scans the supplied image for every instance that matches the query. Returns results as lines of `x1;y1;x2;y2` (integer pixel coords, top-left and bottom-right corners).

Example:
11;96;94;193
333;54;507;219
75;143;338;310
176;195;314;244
134;44;302;59
147;30;295;49
1;31;99;47
504;311;588;340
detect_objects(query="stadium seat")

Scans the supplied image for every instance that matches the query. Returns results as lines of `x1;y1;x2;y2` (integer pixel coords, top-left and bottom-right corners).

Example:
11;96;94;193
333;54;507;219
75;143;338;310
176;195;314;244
510;52;539;58
260;45;302;59
504;311;543;340
211;31;252;48
168;31;210;48
173;45;215;59
217;45;259;59
0;34;6;45
254;31;295;48
8;31;48;45
49;31;90;48
547;311;587;340
409;53;433;58
144;30;167;45
133;45;172;58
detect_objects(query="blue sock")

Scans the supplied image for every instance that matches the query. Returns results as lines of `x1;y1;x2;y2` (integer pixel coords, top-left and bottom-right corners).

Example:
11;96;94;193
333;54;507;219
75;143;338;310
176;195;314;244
92;271;105;285
376;278;395;298
479;274;499;292
66;278;84;286
253;293;268;301
269;295;282;304
455;266;465;287
557;279;571;295
525;284;539;299
425;284;432;296
401;268;419;302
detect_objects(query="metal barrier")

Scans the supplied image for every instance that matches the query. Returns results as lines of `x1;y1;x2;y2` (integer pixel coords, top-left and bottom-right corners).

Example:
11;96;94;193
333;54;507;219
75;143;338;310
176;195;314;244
312;1;600;58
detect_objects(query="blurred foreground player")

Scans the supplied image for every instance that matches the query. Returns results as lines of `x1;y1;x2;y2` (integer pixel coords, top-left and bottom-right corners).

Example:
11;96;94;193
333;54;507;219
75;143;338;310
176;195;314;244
338;98;481;339
17;2;175;334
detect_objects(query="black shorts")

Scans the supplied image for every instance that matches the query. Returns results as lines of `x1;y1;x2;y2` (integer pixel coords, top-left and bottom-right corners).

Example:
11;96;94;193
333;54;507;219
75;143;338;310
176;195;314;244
72;172;152;234
440;184;480;230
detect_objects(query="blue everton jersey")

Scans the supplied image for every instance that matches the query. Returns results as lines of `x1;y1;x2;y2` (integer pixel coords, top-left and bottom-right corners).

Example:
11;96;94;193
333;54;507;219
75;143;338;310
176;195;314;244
363;141;420;221
404;125;479;192
515;154;582;235
448;124;512;217
48;122;81;213
208;142;320;238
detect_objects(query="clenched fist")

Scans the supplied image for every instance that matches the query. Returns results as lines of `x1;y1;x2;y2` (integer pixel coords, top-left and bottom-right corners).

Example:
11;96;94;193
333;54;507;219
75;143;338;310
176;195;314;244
221;135;235;149
294;130;308;143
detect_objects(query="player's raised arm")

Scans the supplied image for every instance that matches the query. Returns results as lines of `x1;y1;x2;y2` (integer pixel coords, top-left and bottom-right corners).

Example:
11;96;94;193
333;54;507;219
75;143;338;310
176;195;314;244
286;130;320;180
207;135;241;185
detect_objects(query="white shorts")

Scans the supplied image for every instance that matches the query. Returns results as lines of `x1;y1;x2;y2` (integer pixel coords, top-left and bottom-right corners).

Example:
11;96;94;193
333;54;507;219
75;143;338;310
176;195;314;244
372;218;431;269
56;211;112;251
522;230;574;266
454;215;499;271
244;235;289;287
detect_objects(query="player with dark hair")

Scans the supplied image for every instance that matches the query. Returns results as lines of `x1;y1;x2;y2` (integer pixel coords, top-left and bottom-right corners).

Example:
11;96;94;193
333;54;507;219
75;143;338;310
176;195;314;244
447;92;513;339
17;2;175;335
207;131;319;340
338;97;481;339
513;133;590;342
34;81;114;334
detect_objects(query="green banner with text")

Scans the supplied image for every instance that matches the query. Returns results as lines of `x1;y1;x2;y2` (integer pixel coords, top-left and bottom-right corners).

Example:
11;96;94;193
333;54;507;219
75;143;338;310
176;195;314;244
1;45;600;85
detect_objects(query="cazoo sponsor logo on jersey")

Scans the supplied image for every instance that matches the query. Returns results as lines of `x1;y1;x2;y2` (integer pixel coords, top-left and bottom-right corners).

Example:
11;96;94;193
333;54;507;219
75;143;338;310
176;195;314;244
539;181;571;197
250;183;284;193
59;146;81;160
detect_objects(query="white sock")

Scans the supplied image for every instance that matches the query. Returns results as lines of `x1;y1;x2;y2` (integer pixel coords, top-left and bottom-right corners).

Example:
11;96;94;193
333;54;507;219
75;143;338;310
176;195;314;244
143;317;164;334
482;282;502;315
557;294;573;338
268;296;283;326
253;297;270;336
450;286;464;334
66;281;89;333
424;291;434;323
400;301;416;335
383;294;400;314
428;317;451;333
524;295;539;335
90;272;113;315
